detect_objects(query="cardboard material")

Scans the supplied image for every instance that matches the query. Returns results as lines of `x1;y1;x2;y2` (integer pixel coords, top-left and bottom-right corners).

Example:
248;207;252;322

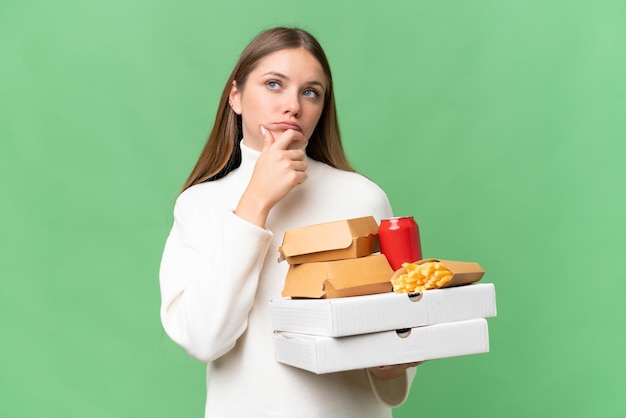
279;216;379;265
273;318;490;374
270;283;496;337
281;254;393;299
392;258;485;288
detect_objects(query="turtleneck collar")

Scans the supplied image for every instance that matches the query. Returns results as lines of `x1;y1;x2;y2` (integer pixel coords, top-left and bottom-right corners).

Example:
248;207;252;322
239;138;310;168
240;139;261;161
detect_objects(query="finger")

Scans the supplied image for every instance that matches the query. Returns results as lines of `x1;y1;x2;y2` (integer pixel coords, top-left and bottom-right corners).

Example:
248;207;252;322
273;129;306;151
261;125;275;149
297;171;308;185
290;160;307;172
285;148;306;162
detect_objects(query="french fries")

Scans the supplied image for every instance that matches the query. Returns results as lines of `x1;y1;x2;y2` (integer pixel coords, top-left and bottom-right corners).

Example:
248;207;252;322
391;261;453;293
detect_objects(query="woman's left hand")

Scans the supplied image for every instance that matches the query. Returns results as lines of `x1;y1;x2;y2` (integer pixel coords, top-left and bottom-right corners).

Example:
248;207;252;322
368;361;424;379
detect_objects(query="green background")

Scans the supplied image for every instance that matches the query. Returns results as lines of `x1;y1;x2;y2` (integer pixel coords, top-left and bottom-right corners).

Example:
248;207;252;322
2;0;624;416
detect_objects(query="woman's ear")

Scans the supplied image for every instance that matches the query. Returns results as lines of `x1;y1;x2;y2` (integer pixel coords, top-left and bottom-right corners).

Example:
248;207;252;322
229;81;242;115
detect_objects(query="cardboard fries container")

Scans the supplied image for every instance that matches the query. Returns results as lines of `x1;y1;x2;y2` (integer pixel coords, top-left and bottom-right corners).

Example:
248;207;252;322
273;318;490;374
279;216;379;265
392;258;485;288
281;253;393;299
270;283;496;337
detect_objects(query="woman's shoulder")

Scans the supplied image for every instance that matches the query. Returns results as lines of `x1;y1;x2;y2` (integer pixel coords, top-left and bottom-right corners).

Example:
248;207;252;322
176;181;214;205
173;180;232;216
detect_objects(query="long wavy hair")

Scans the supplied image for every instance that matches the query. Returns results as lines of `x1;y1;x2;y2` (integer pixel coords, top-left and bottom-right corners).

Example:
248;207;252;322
181;27;354;192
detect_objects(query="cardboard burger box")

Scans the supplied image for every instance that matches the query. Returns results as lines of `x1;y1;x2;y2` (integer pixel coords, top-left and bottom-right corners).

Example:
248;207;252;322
281;254;393;299
272;318;490;374
279;216;394;299
279;216;379;265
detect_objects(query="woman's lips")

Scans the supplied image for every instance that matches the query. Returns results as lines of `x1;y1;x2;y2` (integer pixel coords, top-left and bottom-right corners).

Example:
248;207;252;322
274;122;302;132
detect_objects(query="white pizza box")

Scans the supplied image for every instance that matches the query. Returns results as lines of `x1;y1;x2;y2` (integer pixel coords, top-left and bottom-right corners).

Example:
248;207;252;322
269;283;496;337
273;318;490;374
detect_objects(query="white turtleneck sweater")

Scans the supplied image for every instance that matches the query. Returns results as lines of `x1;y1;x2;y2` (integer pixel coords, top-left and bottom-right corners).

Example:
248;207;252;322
160;142;416;417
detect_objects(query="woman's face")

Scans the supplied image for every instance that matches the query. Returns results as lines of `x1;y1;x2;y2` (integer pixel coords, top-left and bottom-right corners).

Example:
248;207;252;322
230;48;327;151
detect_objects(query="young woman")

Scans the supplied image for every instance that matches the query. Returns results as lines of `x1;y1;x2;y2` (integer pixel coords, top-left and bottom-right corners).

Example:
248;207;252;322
159;27;418;417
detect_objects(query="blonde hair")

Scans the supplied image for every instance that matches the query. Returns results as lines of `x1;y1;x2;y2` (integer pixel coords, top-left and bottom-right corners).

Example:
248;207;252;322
181;27;354;192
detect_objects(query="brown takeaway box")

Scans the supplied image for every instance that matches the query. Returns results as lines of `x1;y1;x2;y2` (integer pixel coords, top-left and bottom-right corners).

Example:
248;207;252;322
281;253;394;299
278;216;379;265
392;258;485;288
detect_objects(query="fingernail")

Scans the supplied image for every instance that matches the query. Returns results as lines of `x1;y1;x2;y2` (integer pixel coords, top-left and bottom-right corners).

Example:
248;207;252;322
260;125;266;136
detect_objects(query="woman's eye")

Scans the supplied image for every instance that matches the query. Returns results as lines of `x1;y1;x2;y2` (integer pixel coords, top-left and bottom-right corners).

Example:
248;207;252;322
266;81;280;90
303;89;319;99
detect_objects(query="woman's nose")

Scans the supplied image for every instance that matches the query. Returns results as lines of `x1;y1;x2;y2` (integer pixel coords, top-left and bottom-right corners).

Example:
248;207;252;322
283;92;301;117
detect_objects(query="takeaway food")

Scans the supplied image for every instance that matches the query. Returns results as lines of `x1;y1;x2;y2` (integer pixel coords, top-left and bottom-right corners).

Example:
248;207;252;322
391;261;453;293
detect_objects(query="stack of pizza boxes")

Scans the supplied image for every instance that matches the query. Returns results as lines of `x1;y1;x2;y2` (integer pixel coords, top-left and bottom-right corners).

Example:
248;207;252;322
270;216;497;374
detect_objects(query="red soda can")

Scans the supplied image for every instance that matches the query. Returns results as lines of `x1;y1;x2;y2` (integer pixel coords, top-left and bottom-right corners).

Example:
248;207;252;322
378;216;422;271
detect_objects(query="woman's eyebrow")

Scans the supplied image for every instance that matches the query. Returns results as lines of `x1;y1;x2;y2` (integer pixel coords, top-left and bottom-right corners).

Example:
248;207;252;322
262;71;289;79
307;80;326;90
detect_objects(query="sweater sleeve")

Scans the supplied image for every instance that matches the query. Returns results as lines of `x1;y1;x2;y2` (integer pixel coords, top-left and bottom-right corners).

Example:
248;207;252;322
159;190;272;362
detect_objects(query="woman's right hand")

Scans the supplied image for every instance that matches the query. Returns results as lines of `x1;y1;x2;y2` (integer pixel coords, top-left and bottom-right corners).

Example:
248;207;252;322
234;126;308;228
